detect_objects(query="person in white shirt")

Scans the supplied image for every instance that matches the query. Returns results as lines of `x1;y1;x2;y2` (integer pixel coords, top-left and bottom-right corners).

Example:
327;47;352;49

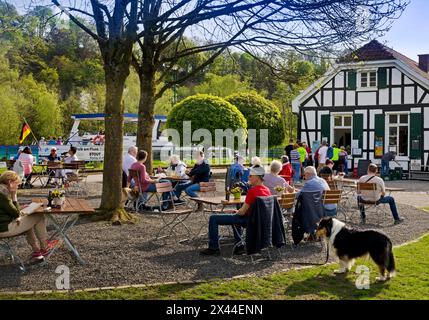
56;146;79;184
317;140;328;168
165;154;187;178
122;146;138;188
18;146;34;188
358;163;404;225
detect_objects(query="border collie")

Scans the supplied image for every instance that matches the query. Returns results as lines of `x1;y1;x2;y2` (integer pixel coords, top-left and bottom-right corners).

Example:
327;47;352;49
316;217;396;282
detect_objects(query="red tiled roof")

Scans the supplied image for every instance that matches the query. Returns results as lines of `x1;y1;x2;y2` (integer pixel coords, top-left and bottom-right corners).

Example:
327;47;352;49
338;40;429;82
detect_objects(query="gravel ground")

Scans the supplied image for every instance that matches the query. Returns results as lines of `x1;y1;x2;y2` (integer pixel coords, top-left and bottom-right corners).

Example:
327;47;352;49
1;178;429;292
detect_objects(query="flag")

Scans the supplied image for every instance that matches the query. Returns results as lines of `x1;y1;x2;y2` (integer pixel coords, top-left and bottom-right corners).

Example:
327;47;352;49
19;122;31;144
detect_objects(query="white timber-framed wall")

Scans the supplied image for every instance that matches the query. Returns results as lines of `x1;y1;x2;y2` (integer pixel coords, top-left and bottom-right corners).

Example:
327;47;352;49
292;59;429;172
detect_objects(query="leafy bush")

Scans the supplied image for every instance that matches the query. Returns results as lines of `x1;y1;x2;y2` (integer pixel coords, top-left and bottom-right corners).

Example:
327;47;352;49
166;94;247;147
226;92;285;147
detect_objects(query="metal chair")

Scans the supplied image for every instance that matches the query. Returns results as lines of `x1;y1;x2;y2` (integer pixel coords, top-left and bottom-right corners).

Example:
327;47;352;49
153;181;193;242
63;163;85;196
322;189;344;219
0;235;26;272
279;193;296;248
357;182;388;225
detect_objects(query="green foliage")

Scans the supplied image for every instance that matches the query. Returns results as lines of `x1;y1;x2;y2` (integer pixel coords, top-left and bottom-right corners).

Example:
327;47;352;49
226;92;285;147
166;94;247;147
192;73;250;97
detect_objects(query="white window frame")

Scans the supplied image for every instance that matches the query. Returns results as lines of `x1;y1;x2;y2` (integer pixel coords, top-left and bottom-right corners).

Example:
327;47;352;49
330;112;353;145
358;69;377;90
385;112;410;158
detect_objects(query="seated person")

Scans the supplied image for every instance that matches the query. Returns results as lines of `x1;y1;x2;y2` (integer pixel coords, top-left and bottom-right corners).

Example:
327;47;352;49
279;155;293;184
165;154;187;178
55;146;79;184
174;151;210;201
0;171;57;262
47;147;61;162
358;163;404;225
122;146;137;188
18;146;34;188
128;150;170;210
45;147;61;185
200;166;271;255
250;156;262;168
263;160;294;195
318;159;334;177
299;166;336;218
227;154;250;193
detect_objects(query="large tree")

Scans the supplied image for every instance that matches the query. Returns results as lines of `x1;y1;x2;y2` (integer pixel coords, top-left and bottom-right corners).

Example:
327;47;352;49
49;0;407;219
52;0;139;224
128;0;407;172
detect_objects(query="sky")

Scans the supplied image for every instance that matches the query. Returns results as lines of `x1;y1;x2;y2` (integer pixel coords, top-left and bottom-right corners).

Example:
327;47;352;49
380;0;429;61
8;0;429;62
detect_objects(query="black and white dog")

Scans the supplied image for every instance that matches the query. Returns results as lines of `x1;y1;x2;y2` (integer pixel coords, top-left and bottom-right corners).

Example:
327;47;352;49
316;217;396;282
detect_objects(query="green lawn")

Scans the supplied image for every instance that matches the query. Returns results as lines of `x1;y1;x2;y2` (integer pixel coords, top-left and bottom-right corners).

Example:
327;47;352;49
1;234;428;300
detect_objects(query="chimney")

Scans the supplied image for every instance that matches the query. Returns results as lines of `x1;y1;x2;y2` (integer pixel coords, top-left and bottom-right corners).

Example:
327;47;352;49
418;54;429;73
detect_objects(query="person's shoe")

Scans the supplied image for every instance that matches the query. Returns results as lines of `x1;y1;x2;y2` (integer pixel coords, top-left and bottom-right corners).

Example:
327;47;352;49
394;218;404;225
360;218;366;225
200;248;220;256
31;250;44;262
41;239;60;257
233;245;245;255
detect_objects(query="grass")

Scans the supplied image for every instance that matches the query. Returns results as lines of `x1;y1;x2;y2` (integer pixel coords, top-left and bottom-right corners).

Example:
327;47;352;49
1;234;428;300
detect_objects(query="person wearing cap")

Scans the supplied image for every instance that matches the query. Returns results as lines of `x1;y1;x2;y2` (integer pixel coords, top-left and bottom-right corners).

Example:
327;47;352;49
47;147;61;162
200;166;271;256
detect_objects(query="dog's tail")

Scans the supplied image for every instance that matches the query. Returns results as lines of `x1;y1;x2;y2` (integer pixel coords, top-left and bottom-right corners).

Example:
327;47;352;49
386;239;396;277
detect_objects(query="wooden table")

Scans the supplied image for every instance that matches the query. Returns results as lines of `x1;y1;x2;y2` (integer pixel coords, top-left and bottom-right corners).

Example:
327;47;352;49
33;198;95;264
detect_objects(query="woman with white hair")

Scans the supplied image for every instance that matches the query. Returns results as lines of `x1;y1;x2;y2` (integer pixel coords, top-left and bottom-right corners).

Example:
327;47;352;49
166;154;187;178
251;156;262;168
263;160;294;195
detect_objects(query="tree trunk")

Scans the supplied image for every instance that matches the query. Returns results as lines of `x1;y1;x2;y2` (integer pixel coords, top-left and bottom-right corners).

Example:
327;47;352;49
136;68;156;174
99;68;136;225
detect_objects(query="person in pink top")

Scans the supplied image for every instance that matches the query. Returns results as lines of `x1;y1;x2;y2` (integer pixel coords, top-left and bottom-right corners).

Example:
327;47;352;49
18;146;34;188
127;150;170;210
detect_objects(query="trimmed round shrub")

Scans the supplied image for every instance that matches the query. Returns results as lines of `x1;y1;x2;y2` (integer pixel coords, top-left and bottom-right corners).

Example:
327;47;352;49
166;94;247;147
226;92;285;147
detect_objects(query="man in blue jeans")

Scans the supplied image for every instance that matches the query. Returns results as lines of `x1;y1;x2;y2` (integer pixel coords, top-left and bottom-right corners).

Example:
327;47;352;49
358;163;404;225
174;151;210;201
381;151;396;177
200;166;271;256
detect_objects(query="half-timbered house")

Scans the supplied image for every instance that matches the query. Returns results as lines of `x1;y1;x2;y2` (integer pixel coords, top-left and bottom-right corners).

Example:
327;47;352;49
292;40;429;178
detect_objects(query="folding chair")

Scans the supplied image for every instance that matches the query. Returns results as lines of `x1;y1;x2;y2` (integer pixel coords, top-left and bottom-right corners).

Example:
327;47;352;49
231;196;285;261
198;181;217;212
128;169;156;212
320;173;332;181
45;161;63;187
63;163;85;196
0;234;26;272
327;180;338;190
154;181;193;242
322;189;344;219
72;160;88;191
279;193;296;248
357;182;388;225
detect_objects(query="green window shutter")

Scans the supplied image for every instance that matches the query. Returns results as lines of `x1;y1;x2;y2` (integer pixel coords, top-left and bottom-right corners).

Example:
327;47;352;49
321;114;330;142
347;71;357;90
410;113;422;159
377;67;387;89
374;114;385;157
353;114;363;149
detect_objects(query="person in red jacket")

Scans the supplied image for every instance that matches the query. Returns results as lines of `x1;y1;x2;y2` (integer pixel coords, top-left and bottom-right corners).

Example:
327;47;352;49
279;155;293;185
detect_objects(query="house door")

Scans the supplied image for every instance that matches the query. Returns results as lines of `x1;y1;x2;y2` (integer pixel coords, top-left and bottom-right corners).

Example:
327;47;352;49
333;115;352;147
